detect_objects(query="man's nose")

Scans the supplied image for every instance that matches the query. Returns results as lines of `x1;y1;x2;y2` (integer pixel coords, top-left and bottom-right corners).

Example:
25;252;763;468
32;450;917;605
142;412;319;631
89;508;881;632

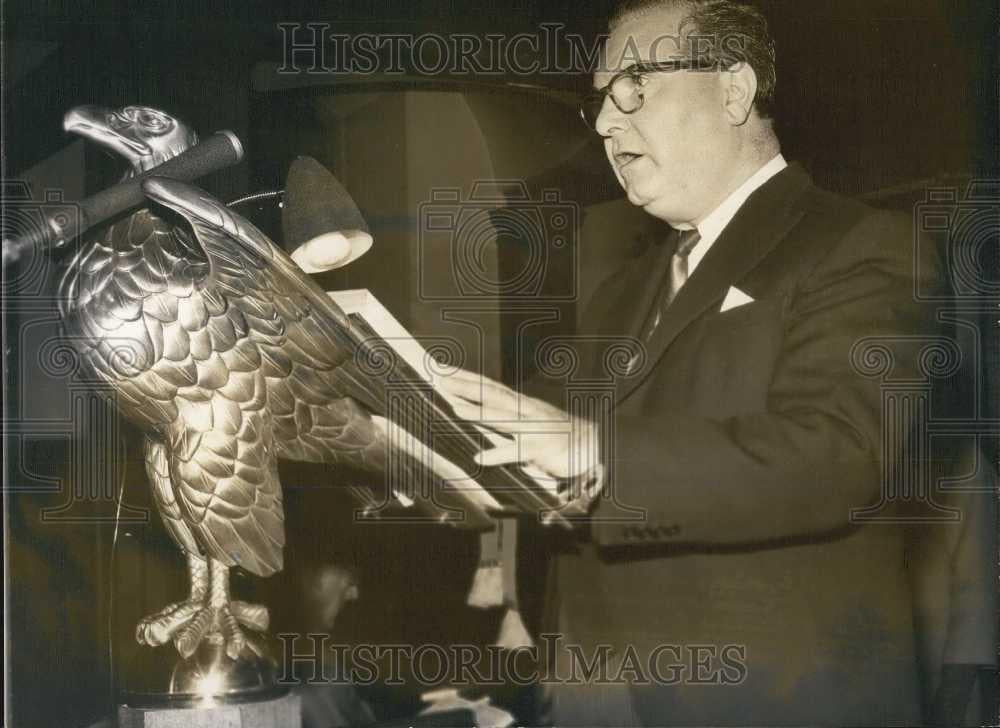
594;95;629;137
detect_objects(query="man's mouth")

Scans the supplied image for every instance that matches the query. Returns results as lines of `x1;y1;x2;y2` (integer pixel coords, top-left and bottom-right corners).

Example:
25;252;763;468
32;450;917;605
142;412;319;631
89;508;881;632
615;151;643;170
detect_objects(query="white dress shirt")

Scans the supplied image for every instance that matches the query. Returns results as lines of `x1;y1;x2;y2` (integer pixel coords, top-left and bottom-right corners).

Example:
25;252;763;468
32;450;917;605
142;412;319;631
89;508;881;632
679;153;788;276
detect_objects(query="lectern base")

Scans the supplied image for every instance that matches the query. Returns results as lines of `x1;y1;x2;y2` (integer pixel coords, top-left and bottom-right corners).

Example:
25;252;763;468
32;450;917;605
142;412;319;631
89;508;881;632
117;692;300;728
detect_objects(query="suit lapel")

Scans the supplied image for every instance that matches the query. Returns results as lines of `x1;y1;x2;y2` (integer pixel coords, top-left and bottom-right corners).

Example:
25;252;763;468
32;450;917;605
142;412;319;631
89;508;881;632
616;164;813;403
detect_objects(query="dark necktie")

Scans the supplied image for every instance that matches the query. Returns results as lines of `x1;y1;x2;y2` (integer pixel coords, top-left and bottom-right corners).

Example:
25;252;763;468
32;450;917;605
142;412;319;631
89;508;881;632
628;228;701;373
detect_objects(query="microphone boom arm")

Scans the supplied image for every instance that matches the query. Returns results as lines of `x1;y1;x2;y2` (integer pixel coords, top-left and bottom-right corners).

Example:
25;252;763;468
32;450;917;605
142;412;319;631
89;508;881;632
2;130;244;266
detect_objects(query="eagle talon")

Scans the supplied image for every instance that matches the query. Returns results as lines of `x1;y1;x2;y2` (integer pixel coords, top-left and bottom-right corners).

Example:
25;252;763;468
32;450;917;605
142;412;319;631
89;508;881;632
231;600;270;632
144;558;268;660
136;599;203;646
170;603;263;661
221;611;248;661
173;604;216;658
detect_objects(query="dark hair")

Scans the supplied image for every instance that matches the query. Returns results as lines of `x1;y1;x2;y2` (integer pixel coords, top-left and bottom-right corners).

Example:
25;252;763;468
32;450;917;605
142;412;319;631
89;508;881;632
609;0;777;119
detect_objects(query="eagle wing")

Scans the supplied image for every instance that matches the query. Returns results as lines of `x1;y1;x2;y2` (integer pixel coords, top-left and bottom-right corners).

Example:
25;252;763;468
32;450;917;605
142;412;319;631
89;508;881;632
140;177;389;465
141;177;562;531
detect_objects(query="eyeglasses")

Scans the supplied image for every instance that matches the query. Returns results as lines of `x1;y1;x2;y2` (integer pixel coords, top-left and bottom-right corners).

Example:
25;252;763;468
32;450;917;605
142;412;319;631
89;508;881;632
579;59;718;131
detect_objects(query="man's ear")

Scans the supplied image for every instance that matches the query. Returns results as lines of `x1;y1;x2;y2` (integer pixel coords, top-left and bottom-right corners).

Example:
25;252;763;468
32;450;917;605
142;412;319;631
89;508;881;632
720;62;758;125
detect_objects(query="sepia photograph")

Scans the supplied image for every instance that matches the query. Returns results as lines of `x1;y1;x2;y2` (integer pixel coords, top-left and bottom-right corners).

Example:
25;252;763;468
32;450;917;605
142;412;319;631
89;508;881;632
3;0;998;726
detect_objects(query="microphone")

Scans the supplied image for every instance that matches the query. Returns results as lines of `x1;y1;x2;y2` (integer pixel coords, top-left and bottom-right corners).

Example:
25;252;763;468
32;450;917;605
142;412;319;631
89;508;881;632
2;130;244;267
282;155;372;272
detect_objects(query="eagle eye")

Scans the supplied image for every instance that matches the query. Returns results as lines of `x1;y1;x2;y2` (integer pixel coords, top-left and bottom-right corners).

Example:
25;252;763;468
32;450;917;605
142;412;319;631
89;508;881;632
141;111;171;134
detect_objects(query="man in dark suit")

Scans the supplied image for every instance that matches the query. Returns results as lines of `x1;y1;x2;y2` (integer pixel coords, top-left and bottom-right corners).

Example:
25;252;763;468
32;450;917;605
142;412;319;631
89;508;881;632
439;0;944;724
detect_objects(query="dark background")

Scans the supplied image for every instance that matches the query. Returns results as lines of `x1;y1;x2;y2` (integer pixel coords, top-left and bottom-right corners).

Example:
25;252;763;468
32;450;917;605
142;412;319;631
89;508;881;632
7;0;998;192
4;1;998;726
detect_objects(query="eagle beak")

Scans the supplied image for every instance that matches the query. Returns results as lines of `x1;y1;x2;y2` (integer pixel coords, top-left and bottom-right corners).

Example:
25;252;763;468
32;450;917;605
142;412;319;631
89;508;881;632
64;105;151;157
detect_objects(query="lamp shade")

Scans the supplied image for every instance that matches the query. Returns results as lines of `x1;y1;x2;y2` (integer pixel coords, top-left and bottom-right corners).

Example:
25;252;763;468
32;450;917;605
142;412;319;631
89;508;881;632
282;155;372;270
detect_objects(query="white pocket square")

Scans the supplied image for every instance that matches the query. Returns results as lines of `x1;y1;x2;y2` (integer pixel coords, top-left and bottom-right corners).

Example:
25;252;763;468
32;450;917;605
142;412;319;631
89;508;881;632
720;286;755;312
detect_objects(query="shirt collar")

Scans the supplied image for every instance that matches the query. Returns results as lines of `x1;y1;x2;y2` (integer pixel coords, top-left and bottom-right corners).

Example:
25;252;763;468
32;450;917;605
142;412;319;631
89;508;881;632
680;153;788;274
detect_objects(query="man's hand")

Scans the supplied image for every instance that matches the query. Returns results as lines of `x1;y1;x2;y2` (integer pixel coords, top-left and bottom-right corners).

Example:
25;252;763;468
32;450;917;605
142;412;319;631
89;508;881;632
438;368;603;491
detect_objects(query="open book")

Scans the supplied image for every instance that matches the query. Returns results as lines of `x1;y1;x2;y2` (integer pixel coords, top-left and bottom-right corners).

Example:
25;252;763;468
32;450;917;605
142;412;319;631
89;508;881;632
328;289;570;529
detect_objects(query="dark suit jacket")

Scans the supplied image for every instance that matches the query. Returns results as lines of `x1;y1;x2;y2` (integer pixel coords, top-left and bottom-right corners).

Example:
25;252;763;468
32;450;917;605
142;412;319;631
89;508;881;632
539;164;943;725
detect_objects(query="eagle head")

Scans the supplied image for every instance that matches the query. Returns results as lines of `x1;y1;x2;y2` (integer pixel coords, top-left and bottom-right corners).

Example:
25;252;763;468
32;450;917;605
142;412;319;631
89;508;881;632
64;104;198;176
